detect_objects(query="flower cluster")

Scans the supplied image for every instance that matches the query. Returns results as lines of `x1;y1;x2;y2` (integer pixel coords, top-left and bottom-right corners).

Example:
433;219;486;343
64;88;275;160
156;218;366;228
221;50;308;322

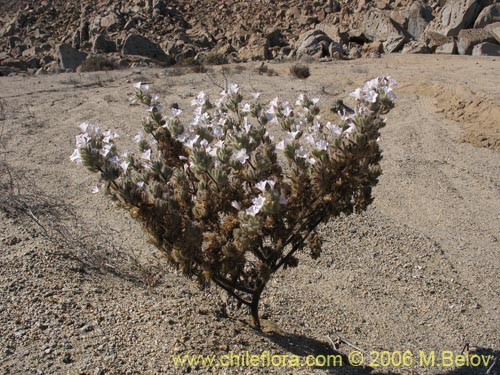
71;77;396;329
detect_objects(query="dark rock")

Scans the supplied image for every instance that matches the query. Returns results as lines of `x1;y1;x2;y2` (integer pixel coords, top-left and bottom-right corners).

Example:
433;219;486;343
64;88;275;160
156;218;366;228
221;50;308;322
474;4;500;28
486;22;500;43
426;0;484;37
362;10;408;53
92;34;117;54
407;2;434;39
472;41;500;55
435;40;457;54
122;34;171;63
457;28;496;55
57;44;87;71
296;29;334;59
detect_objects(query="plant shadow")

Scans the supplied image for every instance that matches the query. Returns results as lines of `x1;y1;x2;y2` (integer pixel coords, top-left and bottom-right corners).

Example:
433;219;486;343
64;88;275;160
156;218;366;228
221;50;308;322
265;331;498;375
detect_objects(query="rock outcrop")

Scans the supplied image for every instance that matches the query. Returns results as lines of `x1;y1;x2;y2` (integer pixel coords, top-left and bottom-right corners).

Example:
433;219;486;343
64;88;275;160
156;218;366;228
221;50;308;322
1;0;500;75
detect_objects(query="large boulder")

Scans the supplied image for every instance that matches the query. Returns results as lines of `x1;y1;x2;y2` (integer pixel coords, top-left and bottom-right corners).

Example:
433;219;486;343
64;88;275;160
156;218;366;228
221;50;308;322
237;35;271;60
296;29;334;58
472;41;500;55
457;28;496;54
407;2;434;39
362;10;408;53
426;0;484;37
122;34;170;62
57;44;87;71
92;34;116;54
486;22;500;43
474;4;500;28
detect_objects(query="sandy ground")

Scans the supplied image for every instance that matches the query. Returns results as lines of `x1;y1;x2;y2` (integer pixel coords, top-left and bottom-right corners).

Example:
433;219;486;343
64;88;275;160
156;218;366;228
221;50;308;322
1;55;499;375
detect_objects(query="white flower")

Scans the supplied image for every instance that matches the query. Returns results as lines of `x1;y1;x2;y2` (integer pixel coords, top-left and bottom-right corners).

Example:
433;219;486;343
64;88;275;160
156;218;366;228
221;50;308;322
276;140;286;150
91;186;100;194
134;131;144;143
316;139;328;151
231;201;241;210
295;148;310;159
311;98;320;105
213;126;224;138
133;82;142;89
141;149;152;161
228;83;239;94
70;148;82;164
243;117;252;134
185;135;200;149
235;148;249;164
200;139;209;147
241;102;251;113
308;157;317;165
75;133;89;148
120;160;130;172
246;195;266;216
269;97;279;107
364;90;378;103
255;179;275;192
364;78;379;91
281;105;293;117
171;108;183;116
102;130;118;144
79;122;90;133
136;181;145;188
99;144;112;157
349;88;363;101
295;94;305;106
305;134;315;145
287;131;301;140
251;92;261;100
326;122;343;136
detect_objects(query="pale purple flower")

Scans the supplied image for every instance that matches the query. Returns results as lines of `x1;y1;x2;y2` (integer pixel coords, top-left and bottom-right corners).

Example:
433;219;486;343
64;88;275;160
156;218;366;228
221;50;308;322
185;135;200;149
91;186;100;194
281;105;293;117
99;144;112;157
350;88;363;101
213;126;224;138
235;148;249;164
246;195;266;216
171;108;183;116
326;122;343;136
255;179;275;192
141;149;152;161
315;139;328;151
364;78;379;91
241;102;251;113
133;131;144;143
295;94;305;106
364;90;378;103
276;140;286;150
70;148;82;164
228;83;239;94
295;148;310;159
305;134;315;145
75;133;89;148
120;160;130;172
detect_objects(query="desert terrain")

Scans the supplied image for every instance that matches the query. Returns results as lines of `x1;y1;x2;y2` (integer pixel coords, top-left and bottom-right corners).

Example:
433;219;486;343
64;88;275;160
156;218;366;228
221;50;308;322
1;54;499;375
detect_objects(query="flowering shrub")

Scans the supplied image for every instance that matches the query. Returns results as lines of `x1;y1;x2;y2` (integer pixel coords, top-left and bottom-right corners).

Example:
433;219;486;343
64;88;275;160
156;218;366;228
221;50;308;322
71;77;396;329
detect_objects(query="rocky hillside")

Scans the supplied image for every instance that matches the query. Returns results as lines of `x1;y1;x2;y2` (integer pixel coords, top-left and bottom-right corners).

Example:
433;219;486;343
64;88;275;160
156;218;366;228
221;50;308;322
0;0;499;75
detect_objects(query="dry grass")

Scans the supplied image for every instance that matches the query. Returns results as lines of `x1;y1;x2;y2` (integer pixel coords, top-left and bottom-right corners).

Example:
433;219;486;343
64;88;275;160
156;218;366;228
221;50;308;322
289;63;311;79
